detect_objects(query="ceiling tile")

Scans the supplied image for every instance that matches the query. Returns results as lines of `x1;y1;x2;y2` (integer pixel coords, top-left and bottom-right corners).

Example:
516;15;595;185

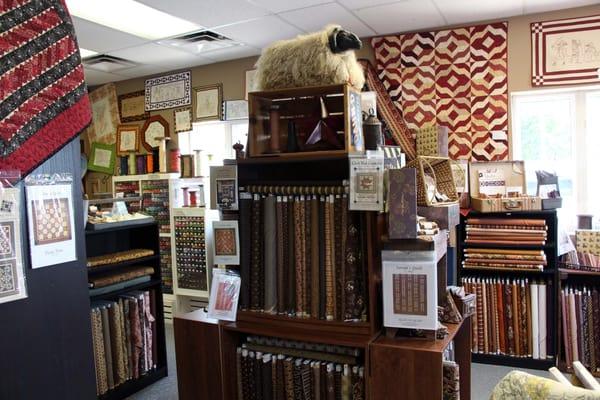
202;46;261;62
433;0;522;25
108;43;212;68
354;0;445;35
524;0;600;14
337;0;406;10
279;3;376;37
114;65;173;78
83;67;126;86
250;0;332;13
137;0;269;28
215;16;303;48
72;17;146;53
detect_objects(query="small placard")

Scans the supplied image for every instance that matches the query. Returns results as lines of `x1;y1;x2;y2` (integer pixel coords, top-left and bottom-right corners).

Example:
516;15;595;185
478;168;506;196
349;155;384;211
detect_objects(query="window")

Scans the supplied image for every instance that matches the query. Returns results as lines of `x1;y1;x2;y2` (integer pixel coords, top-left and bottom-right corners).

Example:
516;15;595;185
178;120;248;169
511;86;600;231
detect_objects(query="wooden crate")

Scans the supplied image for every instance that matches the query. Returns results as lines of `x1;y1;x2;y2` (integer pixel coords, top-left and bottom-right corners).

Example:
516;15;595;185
248;84;365;159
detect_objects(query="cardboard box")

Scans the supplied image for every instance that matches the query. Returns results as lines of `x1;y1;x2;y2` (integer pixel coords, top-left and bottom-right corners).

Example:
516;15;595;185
417;203;460;230
387;168;417;239
469;160;541;213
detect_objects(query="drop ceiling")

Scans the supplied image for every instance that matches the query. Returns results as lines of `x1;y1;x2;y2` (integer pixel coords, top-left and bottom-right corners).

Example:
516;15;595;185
74;0;600;86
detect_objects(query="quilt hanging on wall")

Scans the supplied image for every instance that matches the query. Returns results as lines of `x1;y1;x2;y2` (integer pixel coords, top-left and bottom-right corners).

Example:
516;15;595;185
372;22;508;161
0;0;92;178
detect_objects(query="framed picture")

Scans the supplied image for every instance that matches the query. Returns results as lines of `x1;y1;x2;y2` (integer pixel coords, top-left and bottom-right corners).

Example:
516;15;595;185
212;220;240;265
209;165;238;210
145;70;191;111
118;90;149;122
174;107;192;133
346;87;364;154
85;83;120;145
245;69;257;100
88;142;116;175
141;115;169;152
532;15;600;86
223;100;248;121
193;84;223;121
116;125;139;155
180;155;194;178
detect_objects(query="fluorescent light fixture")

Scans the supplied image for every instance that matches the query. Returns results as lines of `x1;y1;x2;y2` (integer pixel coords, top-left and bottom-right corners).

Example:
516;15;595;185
79;48;98;59
65;0;201;40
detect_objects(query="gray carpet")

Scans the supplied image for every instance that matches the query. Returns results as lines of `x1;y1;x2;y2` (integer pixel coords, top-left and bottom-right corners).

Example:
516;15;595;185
127;326;550;399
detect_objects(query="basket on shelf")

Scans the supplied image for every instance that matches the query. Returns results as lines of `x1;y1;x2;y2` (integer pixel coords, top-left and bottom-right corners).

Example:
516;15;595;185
405;156;458;206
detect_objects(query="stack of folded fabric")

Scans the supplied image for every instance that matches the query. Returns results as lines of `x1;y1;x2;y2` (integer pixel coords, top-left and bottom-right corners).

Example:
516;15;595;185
463;248;547;271
417;216;439;240
87;249;155;268
89;266;155;296
465;218;547;246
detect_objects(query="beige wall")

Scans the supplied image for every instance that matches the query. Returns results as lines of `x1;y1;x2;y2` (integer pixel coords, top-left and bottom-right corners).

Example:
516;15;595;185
108;4;600;153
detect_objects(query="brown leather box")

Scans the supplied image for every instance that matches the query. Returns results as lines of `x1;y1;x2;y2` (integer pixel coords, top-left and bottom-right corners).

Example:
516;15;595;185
387;168;417;239
417;203;459;230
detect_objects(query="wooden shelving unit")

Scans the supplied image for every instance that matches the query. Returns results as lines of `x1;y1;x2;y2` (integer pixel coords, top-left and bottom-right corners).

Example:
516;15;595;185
86;221;168;400
456;210;559;370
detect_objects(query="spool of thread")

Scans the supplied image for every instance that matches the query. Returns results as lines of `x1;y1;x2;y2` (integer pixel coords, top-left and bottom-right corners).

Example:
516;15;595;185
136;155;146;174
182;187;189;207
193;149;203;177
169;149;181;173
146;154;154;173
152;149;159;172
197;185;205;207
269;105;281;153
158;139;168;172
128;153;136;175
119;156;128;175
189;190;197;207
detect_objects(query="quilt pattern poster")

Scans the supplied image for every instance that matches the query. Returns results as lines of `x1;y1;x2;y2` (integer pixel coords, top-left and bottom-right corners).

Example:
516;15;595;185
372;22;509;161
0;188;27;304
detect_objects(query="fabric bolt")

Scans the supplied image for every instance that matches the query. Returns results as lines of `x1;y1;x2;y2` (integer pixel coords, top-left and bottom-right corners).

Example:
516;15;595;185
313;362;321;400
326;365;336;400
341;366;350;400
311;197;320;319
520;281;529;356
119;299;129;380
353;368;365;400
239;195;252;310
250;194;263;310
240;351;250;400
442;361;460;400
304;198;312;317
271;357;278;400
593;290;600;370
475;281;485;353
481;280;488;353
276;197;286;314
264;195;277;313
301;361;313;400
569;291;579;362
324;197;335;320
129;297;142;379
108;301;126;385
91;308;108;395
576;291;583;362
320;363;328;400
587;293;595;369
100;306;115;390
255;353;264;400
284;357;295;400
143;291;155;371
123;299;132;380
294;197;305;317
293;360;303;400
287;197;296;315
334;196;343;320
344;211;361;321
511;280;520;356
247;353;257;400
504;282;515;356
340;196;348;321
282;197;292;314
0;0;92;177
237;349;244;400
276;355;286;400
497;282;506;354
334;365;342;400
319;197;326;319
491;280;498;353
526;282;533;357
263;356;274;400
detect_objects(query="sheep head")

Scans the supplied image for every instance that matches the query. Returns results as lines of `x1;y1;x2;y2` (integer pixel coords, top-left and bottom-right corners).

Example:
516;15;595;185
328;26;362;54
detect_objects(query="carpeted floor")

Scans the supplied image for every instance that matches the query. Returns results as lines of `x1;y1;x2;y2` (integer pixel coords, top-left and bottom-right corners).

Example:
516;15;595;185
127;325;549;399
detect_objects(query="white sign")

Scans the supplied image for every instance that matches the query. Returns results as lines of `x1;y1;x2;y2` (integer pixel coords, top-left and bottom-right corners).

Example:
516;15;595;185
349;155;384;211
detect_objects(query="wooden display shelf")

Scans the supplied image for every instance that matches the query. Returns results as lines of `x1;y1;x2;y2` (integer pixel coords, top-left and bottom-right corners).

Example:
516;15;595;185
229;311;373;348
89;278;162;301
461;266;555;275
86;255;160;275
370;317;471;400
559;268;600;278
237;152;349;165
85;220;158;235
472;353;555;369
98;367;167;400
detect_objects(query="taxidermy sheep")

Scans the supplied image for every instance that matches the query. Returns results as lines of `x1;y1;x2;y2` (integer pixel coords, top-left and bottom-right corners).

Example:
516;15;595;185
254;25;365;91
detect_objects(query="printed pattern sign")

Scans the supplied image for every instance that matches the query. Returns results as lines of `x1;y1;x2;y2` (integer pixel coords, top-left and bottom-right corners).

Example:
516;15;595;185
32;198;72;245
372;22;509;161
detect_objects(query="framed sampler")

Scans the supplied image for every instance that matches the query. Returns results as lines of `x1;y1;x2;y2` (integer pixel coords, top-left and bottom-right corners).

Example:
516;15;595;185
116;125;140;155
141;115;170;152
174;107;193;133
88;142;116;175
145;71;191;111
118;90;149;122
193;84;223;121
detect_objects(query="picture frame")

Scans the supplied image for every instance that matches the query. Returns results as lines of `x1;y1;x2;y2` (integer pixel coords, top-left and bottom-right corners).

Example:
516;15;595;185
223;100;248;121
85;83;120;145
212;220;240;265
245;69;257;100
346;86;364;154
193;84;223;121
88;142;116;175
141;115;169;152
180;155;194;178
116;125;140;155
209;165;238;210
145;70;191;111
532;15;600;86
174;107;192;133
118;90;149;122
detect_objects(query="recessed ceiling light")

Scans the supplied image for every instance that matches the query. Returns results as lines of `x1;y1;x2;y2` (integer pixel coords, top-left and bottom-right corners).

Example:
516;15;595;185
79;48;98;59
65;0;201;40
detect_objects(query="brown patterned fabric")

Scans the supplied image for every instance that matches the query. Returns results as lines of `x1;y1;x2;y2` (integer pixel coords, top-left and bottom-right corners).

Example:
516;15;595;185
341;366;351;400
481;280;488;353
87;249;154;268
294;197;305;317
442;361;460;400
100;306;114;389
264;195;278;313
263;356;273;400
593;290;600;370
251;194;263;310
334;196;343;320
344;211;361;321
91;308;108;395
526;282;532;356
89;266;154;288
325;197;334;320
128;297;142;380
284;357;295;400
109;302;126;385
504;282;514;356
519;280;528;356
313;362;321;400
277;197;286;314
326;365;336;400
334;365;342;400
304;197;312;318
311;197;320;319
587;293;595;370
301;361;313;400
440;290;462;324
512;281;520;356
237;349;244;400
276;355;286;400
293;359;303;400
497;282;506;354
287;197;296;314
340;195;348;320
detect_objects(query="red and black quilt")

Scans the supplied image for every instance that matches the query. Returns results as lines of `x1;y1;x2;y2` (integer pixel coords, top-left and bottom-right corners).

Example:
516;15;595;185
1;0;91;177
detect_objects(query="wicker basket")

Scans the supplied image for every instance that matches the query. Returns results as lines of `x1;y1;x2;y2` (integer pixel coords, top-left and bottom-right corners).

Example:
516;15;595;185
405;156;458;206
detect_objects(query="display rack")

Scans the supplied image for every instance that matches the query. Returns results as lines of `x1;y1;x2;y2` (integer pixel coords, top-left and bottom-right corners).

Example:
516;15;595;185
85;221;167;400
456;210;558;370
112;173;208;321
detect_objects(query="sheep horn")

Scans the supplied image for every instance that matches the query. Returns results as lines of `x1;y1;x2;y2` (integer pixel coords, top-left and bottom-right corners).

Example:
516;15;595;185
328;28;362;53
